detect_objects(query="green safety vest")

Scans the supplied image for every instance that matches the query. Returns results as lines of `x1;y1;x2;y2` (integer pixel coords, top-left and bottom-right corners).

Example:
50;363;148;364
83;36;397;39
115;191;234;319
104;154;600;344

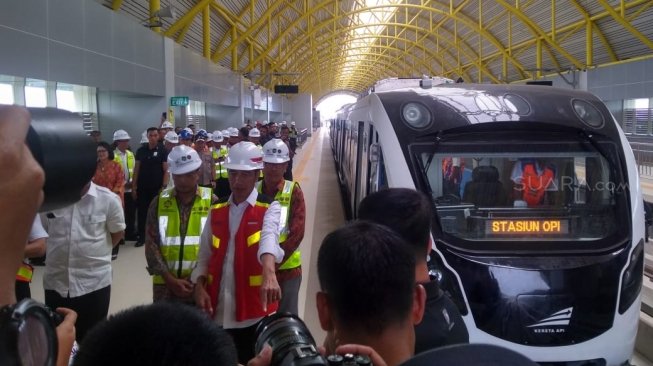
256;180;301;270
213;146;229;179
153;187;212;285
114;149;135;181
289;128;298;138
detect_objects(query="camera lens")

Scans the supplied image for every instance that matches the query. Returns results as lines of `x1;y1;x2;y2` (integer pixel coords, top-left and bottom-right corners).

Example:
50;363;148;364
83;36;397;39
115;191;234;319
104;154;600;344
26;108;97;212
255;313;327;366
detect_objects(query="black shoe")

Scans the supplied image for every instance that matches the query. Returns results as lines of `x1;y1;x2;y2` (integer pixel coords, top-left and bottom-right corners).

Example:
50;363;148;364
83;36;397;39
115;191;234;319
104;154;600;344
111;254;118;261
135;241;144;247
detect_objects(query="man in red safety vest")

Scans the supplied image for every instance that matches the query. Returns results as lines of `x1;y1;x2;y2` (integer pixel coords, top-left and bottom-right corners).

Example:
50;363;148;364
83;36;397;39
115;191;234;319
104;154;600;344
512;159;556;206
192;141;284;365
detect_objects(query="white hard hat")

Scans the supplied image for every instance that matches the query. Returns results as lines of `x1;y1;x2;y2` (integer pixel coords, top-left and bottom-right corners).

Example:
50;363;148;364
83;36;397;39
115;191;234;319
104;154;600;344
221;130;230;138
261;120;269;126
212;130;224;142
167;145;202;175
262;138;290;163
291;121;296;126
281;120;287;126
229;127;239;137
113;129;130;141
164;131;179;144
249;128;261;138
140;131;148;144
161;121;174;129
224;142;263;170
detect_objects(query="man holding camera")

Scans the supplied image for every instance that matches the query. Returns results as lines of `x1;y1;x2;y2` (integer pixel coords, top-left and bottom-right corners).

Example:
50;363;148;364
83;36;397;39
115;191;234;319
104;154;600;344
192;141;284;364
145;145;214;303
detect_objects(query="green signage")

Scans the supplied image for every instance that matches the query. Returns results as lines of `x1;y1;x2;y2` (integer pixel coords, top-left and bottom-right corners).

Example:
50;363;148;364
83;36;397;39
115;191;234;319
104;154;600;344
170;96;189;107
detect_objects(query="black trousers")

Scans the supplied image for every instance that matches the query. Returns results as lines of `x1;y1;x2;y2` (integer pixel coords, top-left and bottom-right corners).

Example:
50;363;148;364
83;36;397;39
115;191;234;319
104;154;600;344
136;189;159;242
45;285;111;342
226;322;260;365
15;281;31;302
124;193;137;240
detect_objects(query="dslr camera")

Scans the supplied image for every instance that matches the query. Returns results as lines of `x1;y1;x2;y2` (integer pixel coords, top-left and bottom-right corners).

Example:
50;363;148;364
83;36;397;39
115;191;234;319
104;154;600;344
255;312;372;366
26;107;98;212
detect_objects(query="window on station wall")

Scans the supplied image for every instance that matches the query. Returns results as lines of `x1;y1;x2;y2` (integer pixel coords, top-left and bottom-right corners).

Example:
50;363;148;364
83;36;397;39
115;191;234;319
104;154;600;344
25;78;48;108
623;98;652;135
0;75;15;105
186;100;206;131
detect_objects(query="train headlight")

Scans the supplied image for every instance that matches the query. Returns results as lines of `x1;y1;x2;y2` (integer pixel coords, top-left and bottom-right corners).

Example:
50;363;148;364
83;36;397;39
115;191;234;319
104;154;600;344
572;99;604;128
401;102;432;129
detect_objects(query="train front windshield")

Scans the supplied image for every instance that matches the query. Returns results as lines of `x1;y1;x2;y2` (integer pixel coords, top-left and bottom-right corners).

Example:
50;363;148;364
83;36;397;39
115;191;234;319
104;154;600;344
419;138;630;249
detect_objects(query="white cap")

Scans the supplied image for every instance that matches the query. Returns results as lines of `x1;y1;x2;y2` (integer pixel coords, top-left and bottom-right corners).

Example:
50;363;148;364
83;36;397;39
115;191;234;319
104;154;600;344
262;139;290;163
224;142;263;170
249;128;261;138
212;131;224;142
161;121;174;129
168;145;202;175
164;131;179;144
229;127;239;137
140;131;148;144
113;129;131;141
291;121;296;126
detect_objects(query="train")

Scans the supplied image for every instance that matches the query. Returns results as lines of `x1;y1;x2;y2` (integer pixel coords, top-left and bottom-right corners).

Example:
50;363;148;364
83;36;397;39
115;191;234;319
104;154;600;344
329;79;644;366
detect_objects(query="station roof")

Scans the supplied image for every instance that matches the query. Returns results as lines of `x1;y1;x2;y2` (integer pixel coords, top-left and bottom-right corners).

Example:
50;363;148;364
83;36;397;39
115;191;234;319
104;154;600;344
105;0;653;102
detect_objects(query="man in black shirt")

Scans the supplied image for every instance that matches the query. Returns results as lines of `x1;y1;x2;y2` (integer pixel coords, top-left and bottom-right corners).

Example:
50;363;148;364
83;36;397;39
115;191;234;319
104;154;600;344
132;127;169;247
358;188;469;354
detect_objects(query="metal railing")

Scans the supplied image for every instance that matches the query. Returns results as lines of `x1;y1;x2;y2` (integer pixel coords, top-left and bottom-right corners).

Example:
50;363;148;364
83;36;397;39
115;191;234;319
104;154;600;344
630;141;653;177
297;128;309;148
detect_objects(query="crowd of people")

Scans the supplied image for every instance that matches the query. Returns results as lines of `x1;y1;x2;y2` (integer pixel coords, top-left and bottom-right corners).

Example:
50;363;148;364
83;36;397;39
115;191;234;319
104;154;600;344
0;105;537;366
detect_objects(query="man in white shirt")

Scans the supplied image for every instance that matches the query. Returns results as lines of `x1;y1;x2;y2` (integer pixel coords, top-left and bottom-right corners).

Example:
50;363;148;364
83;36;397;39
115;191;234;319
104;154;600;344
192;141;283;364
41;181;125;341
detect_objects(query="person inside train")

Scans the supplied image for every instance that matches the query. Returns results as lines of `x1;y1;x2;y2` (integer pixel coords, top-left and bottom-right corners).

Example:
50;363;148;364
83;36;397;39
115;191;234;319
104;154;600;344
318;221;426;366
358;188;469;353
510;158;558;206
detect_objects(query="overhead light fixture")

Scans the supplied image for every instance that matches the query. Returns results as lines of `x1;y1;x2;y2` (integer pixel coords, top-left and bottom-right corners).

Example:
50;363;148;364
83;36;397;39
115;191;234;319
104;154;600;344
143;5;177;28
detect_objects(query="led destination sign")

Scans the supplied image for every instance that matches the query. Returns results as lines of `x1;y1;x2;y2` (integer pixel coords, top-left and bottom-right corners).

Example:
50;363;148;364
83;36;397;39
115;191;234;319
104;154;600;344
486;220;569;235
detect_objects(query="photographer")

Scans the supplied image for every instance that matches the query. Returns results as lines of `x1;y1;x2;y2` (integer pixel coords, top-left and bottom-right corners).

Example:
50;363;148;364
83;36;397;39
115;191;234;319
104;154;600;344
358;188;469;353
317;221;425;366
248;221;423;366
0;105;77;366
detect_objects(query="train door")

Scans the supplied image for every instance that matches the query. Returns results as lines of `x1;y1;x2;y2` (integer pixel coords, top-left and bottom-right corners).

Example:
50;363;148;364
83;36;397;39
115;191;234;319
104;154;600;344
352;121;366;217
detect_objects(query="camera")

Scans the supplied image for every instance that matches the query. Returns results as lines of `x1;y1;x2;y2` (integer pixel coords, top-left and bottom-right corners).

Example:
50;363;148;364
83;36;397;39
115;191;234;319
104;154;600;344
26;108;97;212
0;298;64;366
255;313;372;366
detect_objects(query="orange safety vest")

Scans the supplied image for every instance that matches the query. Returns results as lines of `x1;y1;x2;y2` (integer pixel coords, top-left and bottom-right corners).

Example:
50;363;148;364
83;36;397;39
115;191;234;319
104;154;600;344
205;194;279;321
522;162;555;206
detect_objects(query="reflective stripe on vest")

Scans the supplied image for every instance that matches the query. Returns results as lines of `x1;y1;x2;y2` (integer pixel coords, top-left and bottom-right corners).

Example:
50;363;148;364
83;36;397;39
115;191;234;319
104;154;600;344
255;180;301;270
16;262;33;282
153;187;212;285
114;150;135;181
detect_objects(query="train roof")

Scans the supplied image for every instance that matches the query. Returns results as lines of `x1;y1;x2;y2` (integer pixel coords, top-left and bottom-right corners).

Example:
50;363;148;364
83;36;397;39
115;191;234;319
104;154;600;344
373;83;619;138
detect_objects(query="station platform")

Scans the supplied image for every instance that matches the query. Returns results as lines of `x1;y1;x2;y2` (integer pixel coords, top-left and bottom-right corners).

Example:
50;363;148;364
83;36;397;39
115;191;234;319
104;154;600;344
27;128;653;365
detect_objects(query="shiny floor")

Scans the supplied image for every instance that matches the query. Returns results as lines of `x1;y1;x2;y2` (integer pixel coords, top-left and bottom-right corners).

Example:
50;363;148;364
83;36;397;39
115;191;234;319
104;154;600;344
29;128;652;365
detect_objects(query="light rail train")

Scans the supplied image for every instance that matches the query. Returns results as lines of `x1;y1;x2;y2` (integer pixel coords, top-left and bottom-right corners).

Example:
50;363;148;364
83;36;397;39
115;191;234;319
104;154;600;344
330;81;644;366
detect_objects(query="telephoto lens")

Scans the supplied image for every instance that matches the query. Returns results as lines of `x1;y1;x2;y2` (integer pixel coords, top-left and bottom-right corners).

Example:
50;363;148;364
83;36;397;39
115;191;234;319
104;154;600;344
26;108;97;212
255;312;328;366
